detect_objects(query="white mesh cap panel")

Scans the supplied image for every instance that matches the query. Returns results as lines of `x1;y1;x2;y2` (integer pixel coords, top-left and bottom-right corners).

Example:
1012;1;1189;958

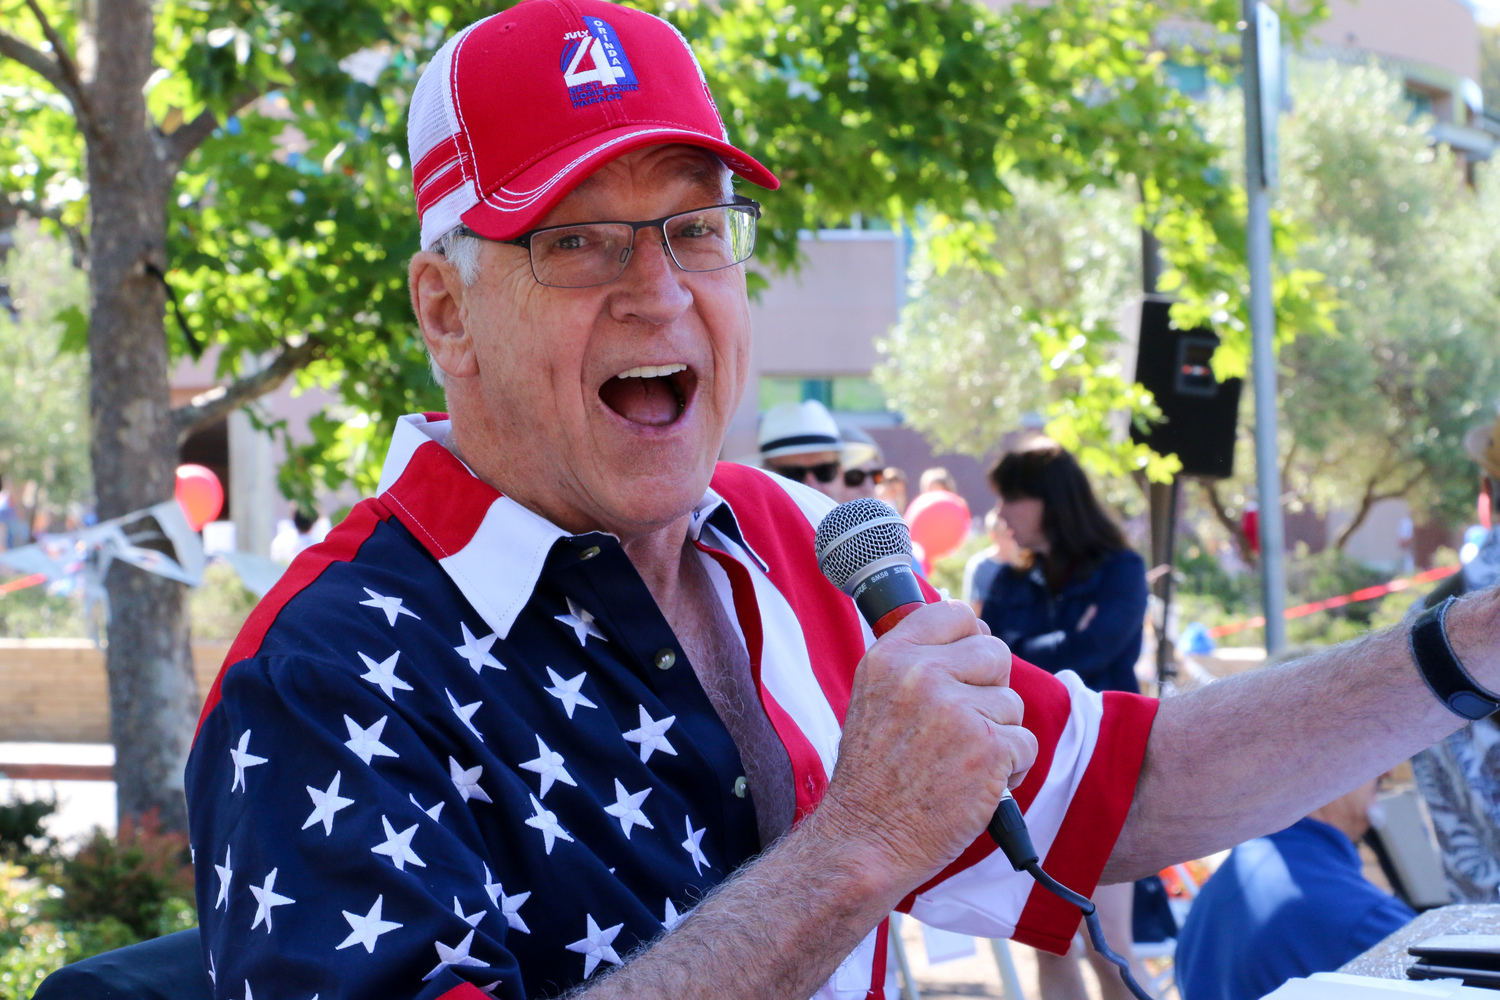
408;20;487;251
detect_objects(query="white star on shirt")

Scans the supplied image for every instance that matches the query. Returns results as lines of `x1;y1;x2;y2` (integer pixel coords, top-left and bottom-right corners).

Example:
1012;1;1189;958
410;793;445;821
519;735;577;799
543;665;598;719
242;981;253;1000
622;704;678;763
681;816;709;875
453;622;505;673
603;779;654;839
208;952;216;985
445;688;484;742
302;771;355;836
453;896;485;928
370;815;426;871
337;894;403;954
213;844;233;909
357;651;413;700
482;864;532;935
422;928;486;981
359;587;420;627
229;730;267;793
524;792;574;855
662;898;689;931
343;714;399;765
555;596;607;646
448;757;493;803
565;913;624;979
248;867;295;932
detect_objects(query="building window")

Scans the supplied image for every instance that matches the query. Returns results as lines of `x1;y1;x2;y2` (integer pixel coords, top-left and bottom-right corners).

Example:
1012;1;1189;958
759;375;887;413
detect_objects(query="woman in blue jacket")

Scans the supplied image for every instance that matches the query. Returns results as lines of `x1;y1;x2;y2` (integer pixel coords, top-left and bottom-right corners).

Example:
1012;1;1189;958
980;441;1151;1000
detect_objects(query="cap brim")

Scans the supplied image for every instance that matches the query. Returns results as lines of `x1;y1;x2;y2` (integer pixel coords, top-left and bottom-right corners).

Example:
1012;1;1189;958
461;125;779;242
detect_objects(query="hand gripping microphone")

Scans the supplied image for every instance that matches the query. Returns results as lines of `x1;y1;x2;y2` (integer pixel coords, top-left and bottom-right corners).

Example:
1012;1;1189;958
814;499;1152;1000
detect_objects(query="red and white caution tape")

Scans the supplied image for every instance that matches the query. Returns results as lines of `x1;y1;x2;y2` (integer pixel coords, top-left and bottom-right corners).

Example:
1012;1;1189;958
1208;564;1460;639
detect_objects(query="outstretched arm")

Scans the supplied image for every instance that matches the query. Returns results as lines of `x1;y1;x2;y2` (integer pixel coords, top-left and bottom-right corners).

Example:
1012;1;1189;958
1105;585;1500;882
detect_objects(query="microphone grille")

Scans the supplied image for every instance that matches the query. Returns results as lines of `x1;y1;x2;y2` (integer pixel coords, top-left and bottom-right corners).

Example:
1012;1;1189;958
814;498;912;591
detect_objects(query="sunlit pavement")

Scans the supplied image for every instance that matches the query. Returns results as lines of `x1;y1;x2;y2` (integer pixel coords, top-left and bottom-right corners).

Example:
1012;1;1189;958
0;742;116;844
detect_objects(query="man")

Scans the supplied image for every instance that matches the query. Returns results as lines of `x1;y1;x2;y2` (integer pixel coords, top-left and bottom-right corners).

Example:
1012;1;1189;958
1175;780;1415;1000
836;426;884;502
1412;413;1500;901
757;400;845;499
186;4;1500;1000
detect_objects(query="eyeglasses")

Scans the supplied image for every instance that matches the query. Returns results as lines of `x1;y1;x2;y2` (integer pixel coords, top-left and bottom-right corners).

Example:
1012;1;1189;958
461;196;761;289
842;468;885;488
770;462;840;485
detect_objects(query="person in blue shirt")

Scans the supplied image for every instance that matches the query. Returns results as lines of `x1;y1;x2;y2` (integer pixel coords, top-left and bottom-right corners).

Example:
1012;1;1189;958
979;440;1150;1000
1175;780;1417;1000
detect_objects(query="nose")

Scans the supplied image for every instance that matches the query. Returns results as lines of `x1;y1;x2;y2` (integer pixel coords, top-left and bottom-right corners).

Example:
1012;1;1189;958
609;227;691;325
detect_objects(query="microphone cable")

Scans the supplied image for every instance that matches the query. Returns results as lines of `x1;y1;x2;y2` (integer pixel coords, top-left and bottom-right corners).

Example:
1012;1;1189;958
989;795;1156;1000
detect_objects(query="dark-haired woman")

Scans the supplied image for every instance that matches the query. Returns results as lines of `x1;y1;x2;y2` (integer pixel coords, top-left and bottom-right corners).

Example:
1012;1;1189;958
980;441;1151;1000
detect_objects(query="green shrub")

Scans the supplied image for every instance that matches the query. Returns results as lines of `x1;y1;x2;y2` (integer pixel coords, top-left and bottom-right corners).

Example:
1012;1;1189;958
48;812;196;947
0;800;56;868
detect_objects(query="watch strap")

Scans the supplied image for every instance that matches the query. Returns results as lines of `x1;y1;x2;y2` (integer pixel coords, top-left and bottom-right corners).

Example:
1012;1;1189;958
1410;596;1499;721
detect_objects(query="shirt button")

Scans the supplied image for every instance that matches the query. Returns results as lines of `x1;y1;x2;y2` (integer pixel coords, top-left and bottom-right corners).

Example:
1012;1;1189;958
580;545;601;560
733;776;748;798
654;649;676;671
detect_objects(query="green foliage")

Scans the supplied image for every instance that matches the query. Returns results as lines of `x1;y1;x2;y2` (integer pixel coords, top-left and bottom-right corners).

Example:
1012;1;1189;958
0;224;91;523
0;864;67;999
48;814;197;951
189;560;260;641
0;800;56;869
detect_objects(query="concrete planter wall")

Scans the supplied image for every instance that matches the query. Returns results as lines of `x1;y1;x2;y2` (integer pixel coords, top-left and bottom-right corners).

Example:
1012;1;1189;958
0;639;231;744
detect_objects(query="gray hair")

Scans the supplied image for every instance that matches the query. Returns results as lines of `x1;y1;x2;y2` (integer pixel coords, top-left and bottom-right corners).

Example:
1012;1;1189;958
425;226;483;387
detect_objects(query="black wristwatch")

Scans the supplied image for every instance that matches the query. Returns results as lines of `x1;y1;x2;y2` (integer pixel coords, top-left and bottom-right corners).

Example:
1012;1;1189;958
1410;596;1500;721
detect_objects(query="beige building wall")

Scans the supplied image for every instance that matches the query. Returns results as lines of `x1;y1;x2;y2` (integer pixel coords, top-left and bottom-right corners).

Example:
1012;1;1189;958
1312;0;1480;86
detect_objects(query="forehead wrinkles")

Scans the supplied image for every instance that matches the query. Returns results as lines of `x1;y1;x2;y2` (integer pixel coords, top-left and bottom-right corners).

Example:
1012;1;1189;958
571;147;731;203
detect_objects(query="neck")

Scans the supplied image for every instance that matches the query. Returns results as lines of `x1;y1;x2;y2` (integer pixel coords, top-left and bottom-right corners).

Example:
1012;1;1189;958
446;411;695;601
1307;805;1368;844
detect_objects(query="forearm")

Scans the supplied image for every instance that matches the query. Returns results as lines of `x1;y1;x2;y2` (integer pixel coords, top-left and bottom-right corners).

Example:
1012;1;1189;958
1104;585;1500;882
570;808;903;1000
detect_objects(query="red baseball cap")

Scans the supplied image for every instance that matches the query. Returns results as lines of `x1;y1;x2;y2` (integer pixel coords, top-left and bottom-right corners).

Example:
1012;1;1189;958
407;0;779;251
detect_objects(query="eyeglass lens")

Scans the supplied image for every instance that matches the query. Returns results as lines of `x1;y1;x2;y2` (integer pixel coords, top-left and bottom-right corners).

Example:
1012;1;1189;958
773;463;840;485
843;468;885;488
528;205;757;288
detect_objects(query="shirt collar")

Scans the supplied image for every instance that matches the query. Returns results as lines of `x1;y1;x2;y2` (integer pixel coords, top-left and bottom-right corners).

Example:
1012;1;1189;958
375;413;764;639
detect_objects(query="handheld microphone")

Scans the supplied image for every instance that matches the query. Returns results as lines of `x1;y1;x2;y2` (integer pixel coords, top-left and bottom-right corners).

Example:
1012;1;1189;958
813;499;1037;865
812;499;1152;1000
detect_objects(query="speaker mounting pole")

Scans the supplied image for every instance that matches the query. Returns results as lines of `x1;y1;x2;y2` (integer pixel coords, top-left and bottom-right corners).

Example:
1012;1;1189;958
1243;0;1287;655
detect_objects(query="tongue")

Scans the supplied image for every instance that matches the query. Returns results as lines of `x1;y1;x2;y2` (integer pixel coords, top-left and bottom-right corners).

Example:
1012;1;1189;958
600;376;681;427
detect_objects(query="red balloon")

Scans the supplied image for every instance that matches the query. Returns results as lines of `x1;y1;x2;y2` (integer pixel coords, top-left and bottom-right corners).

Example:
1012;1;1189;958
905;490;971;563
175;464;224;531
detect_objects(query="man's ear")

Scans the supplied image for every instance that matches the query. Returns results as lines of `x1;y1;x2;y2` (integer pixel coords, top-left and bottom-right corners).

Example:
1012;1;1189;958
409;251;480;380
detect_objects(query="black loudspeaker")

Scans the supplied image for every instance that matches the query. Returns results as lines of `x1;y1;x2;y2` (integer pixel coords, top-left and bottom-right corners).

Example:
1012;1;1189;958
1131;299;1242;479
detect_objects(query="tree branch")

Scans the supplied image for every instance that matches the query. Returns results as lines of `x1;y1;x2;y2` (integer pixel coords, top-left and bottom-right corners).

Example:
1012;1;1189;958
1201;479;1256;564
17;0;95;135
163;89;262;174
0;26;68;94
171;338;321;443
3;196;88;267
1331;464;1422;552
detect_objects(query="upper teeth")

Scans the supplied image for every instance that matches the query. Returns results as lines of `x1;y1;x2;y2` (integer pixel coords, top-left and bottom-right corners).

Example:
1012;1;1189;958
617;363;687;379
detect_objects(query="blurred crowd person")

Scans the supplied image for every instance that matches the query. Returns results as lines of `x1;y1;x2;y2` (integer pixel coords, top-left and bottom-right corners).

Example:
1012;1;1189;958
837;425;884;501
1411;413;1500;901
875;466;909;514
0;476;22;550
978;440;1150;1000
1175;779;1414;1000
756;400;844;500
919;466;957;495
962;507;1017;616
269;506;330;564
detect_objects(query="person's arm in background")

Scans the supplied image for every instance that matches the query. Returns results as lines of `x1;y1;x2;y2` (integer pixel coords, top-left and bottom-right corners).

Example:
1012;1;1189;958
1105;585;1500;883
1014;551;1147;688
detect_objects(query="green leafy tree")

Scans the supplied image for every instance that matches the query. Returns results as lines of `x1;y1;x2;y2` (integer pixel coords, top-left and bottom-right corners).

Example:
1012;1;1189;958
1195;62;1500;551
0;223;90;538
0;0;1325;826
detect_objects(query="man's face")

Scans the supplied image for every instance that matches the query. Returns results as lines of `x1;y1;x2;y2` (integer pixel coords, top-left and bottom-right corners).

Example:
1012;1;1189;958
764;449;843;500
432;146;752;536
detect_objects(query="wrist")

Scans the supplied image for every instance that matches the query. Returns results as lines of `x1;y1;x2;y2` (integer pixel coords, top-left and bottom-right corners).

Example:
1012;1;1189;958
1442;588;1500;696
789;792;923;912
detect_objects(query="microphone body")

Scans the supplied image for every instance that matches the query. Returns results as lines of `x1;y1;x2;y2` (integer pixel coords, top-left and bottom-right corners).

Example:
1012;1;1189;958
814;499;1038;869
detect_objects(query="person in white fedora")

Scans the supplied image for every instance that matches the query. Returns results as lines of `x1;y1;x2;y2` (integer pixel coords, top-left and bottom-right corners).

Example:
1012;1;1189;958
758;399;845;499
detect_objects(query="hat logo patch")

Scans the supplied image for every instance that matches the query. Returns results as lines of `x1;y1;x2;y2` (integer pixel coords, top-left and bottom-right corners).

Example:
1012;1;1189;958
561;17;639;108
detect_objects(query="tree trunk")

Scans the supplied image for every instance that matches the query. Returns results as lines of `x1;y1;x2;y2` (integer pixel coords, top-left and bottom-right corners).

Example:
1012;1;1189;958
87;0;197;832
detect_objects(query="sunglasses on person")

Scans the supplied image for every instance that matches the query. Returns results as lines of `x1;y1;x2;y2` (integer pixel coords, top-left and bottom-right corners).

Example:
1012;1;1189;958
770;462;841;485
842;468;885;488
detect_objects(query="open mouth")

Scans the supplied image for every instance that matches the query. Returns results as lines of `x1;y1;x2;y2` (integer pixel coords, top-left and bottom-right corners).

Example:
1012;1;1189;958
598;363;697;428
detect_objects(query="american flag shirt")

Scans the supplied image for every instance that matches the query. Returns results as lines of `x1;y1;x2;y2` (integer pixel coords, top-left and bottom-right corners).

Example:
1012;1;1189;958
186;413;1158;1000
